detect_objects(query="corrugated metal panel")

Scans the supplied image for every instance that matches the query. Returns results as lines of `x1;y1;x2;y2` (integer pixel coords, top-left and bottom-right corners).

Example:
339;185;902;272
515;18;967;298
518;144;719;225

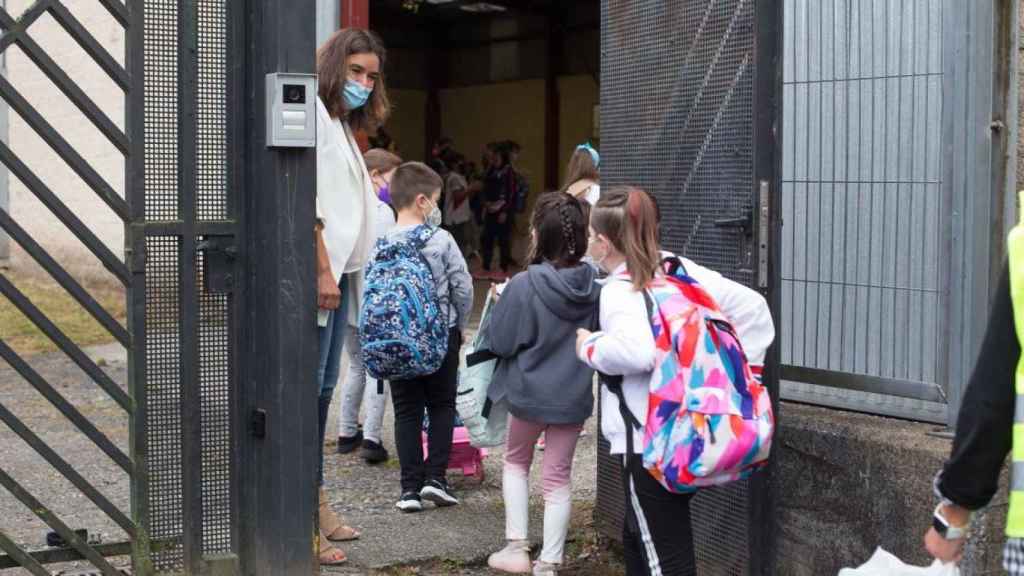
779;0;949;420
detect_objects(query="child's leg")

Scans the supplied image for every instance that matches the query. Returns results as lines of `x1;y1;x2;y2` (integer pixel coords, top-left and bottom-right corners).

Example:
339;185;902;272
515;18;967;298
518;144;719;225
504;414;546;541
537;422;584;565
423;329;461;483
480;215;496;270
363;377;388;444
621;454;696;576
337;325;365;439
390;378;428;494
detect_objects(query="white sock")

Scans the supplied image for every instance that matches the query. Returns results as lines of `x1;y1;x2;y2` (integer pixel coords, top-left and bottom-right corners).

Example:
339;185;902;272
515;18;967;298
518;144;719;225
539;485;572;564
504;467;530;541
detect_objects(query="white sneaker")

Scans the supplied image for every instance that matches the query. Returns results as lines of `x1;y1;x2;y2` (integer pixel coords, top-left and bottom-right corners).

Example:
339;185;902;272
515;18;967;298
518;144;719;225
533;560;560;575
395;492;423;513
420;479;459;507
488;540;532;573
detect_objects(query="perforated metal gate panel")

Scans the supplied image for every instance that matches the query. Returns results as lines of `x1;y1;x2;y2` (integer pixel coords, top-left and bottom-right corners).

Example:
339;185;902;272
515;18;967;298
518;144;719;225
138;0;237;571
597;1;775;574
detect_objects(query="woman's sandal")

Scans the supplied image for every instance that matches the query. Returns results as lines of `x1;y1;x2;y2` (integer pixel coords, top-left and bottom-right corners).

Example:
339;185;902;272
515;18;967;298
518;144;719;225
318;542;347;566
320;490;361;542
324;524;360;542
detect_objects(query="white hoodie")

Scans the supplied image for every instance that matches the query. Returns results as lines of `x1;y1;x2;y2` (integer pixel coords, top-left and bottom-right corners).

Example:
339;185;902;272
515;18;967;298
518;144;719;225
578;257;775;455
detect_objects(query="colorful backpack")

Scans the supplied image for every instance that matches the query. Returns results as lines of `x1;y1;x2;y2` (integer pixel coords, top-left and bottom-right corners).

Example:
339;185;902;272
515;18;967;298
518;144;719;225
608;257;774;493
360;225;449;381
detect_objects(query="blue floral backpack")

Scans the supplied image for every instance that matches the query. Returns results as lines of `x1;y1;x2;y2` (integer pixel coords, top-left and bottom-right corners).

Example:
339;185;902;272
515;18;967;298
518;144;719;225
360;225;449;381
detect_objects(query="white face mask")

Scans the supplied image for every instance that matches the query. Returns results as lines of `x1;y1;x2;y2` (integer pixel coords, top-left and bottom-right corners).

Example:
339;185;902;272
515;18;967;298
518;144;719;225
587;234;611;272
424;198;442;228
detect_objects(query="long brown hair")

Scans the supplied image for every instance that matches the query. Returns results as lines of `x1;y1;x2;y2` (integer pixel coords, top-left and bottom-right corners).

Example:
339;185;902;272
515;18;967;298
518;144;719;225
590;186;661;290
529;192;588;268
317;29;391;132
561;146;600;193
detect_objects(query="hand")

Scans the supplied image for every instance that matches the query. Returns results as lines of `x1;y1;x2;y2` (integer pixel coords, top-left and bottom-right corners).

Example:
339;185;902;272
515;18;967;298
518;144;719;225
489;283;500;301
924;527;964;564
497;212;508;224
576;328;593;357
318;271;341;310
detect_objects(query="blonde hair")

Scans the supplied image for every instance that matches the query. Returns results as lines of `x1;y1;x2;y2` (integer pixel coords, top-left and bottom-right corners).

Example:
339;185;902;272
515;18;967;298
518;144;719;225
364;148;402;175
590;186;661;290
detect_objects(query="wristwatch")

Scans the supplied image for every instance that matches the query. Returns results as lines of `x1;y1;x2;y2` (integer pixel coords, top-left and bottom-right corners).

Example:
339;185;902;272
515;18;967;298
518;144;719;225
933;503;970;540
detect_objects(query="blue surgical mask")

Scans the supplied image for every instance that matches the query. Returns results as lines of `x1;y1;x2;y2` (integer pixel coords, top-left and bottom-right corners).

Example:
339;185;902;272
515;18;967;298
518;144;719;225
342;80;372;110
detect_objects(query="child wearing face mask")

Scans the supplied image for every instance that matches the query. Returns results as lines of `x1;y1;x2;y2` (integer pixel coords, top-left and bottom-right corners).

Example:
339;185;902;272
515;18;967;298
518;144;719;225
378;162;474;513
336;149;402;463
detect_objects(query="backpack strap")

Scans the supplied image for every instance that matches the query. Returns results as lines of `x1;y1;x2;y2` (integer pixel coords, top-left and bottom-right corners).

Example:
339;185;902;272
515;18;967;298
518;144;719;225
466;349;499;366
600;287;656;457
408;224;438;248
661;254;688;277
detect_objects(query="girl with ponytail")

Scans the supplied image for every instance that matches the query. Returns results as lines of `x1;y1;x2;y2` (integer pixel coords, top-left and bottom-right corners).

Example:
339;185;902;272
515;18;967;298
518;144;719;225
483;192;602;575
576;186;774;575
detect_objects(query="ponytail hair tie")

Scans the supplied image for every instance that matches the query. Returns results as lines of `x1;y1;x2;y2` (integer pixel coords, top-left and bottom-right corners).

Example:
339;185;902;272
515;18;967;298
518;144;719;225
576;142;600;168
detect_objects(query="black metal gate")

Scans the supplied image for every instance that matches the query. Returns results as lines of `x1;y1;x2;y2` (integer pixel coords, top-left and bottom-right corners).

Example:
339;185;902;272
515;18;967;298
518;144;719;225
595;1;782;574
1;1;318;574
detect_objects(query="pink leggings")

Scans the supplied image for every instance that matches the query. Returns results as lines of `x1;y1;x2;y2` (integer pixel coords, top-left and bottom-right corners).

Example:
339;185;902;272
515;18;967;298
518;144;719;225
504;414;583;498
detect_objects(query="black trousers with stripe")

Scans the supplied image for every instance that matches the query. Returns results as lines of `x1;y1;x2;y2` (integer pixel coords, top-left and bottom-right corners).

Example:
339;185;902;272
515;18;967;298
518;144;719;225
622;455;696;576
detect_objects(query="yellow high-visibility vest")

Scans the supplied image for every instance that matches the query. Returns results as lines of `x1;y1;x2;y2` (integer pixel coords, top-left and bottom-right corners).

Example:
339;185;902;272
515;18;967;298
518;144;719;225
1006;190;1024;537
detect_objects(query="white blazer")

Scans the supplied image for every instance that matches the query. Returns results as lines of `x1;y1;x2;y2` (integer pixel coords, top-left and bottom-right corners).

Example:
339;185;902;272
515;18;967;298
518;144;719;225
316;97;377;284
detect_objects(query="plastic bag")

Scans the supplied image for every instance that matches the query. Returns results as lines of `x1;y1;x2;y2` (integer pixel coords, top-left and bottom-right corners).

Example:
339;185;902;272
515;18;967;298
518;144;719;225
455;292;508;448
838;548;960;576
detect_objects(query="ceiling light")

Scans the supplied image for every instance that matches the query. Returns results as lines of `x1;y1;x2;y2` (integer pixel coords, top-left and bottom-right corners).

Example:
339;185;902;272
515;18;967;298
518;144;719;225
425;0;456;4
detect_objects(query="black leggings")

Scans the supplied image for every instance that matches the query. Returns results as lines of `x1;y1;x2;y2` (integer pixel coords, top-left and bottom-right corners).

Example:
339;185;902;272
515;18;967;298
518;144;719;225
622;455;696;576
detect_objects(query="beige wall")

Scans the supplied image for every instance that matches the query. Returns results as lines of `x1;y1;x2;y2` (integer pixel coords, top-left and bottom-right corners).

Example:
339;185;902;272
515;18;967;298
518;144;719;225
558;74;599;186
6;2;125;276
440;79;546;199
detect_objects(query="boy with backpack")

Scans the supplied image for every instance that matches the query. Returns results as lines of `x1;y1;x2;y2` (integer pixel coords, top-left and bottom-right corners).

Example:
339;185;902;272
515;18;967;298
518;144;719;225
360;161;474;513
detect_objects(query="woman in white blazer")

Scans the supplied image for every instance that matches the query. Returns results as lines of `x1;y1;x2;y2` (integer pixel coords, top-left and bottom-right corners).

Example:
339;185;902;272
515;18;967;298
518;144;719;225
313;28;391;566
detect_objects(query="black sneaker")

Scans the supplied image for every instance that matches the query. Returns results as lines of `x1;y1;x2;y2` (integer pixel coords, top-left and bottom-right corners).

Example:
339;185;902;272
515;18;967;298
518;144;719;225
420;479;459;507
360;439;389;464
395;492;423;513
336;430;363;454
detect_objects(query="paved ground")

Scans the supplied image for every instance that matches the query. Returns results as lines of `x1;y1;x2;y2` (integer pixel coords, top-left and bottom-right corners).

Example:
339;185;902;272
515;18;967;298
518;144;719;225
0;281;624;575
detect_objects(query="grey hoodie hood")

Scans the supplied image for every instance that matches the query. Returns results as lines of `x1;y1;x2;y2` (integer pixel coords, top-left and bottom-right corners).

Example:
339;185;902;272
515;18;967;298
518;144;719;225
527;262;600;322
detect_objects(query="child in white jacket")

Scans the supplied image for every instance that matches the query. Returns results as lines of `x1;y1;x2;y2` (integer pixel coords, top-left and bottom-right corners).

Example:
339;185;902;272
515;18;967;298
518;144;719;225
575;186;774;576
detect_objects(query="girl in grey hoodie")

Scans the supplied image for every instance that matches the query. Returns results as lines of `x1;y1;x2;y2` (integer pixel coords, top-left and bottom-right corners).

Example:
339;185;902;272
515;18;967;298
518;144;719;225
484;192;600;575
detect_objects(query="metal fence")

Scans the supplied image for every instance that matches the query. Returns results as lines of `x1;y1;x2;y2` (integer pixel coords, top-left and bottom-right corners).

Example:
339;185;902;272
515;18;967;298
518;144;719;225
596;1;781;573
779;0;1016;424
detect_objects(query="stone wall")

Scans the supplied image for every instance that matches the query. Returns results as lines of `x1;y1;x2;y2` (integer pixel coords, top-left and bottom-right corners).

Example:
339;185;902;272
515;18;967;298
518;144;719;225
775;403;1007;576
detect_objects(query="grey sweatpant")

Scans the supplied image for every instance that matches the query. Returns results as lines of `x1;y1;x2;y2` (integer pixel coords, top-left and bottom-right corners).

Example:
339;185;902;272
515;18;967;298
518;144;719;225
337;324;390;443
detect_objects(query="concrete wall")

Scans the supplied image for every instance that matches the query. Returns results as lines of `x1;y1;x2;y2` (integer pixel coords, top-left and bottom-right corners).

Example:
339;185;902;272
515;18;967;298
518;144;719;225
5;1;124;281
775;403;1006;575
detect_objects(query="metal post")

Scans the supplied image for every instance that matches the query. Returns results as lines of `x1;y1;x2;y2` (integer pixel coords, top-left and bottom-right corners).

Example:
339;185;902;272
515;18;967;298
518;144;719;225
237;1;318;575
316;0;340;46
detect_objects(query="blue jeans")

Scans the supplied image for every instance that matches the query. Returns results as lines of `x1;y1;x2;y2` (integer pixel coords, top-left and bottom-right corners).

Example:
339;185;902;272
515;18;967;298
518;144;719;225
317;274;349;486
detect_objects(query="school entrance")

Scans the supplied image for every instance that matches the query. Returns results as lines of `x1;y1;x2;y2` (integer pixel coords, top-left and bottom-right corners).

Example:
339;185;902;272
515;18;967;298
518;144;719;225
363;1;782;574
0;0;1016;574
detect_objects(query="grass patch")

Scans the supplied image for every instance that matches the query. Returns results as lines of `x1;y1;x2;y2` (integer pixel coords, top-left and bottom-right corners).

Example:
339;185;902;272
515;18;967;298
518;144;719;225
0;274;126;356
